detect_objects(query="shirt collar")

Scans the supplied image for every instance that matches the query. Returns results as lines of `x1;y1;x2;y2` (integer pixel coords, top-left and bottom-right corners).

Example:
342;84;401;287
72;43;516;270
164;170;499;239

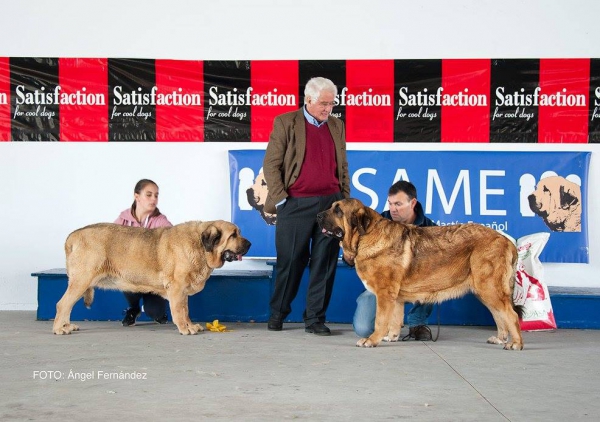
303;106;328;127
413;201;426;226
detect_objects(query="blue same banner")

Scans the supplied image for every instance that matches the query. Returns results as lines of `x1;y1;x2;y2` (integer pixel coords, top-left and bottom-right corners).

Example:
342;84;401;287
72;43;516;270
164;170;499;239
229;150;590;263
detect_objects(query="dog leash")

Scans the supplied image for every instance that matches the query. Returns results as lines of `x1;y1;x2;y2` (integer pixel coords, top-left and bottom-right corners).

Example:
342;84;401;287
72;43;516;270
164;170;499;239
432;303;440;342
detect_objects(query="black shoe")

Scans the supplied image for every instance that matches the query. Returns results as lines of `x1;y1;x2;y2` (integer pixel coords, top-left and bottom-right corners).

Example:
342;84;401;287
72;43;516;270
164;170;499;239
305;322;331;336
154;314;168;324
122;307;141;326
408;325;432;341
267;319;283;331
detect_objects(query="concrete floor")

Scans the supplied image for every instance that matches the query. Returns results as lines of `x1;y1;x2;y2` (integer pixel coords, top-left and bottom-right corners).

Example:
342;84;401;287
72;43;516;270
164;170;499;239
1;311;599;421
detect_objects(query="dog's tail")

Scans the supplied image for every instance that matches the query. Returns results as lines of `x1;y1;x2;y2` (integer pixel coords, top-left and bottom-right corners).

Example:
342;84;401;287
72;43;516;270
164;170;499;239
83;288;94;309
513;303;524;320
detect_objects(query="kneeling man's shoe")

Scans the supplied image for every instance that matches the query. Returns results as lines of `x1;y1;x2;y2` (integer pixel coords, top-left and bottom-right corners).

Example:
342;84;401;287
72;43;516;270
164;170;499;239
305;322;331;336
409;325;432;341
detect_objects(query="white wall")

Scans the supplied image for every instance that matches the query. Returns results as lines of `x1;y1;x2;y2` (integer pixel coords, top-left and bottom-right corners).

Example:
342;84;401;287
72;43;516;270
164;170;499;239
1;0;599;309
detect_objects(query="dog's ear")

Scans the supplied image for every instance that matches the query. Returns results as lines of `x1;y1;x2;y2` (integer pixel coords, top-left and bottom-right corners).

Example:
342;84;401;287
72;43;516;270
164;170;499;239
351;207;372;236
560;185;579;209
201;225;222;252
246;188;260;209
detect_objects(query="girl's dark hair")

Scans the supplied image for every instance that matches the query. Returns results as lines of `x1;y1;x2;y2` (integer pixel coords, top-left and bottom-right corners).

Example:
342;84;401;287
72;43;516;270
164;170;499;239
131;179;161;221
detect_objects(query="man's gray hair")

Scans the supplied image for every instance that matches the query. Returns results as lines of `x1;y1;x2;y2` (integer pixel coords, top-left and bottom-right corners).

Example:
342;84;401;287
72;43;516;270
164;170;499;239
304;77;337;104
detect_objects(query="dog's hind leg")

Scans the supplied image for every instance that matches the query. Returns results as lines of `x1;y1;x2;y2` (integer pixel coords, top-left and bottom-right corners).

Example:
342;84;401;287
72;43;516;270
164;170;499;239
53;276;92;335
499;303;524;350
383;299;405;342
472;244;523;350
480;296;524;350
485;306;510;345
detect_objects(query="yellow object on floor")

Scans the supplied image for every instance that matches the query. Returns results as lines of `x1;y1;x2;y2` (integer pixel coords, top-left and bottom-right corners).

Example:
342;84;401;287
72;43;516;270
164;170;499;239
206;320;231;332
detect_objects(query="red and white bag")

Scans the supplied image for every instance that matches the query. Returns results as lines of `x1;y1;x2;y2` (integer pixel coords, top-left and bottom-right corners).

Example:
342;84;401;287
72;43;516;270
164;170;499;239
514;232;557;331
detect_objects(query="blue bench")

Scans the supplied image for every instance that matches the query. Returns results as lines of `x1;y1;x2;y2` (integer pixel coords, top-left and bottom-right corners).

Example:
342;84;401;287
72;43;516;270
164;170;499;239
33;265;600;328
541;287;600;329
33;268;274;323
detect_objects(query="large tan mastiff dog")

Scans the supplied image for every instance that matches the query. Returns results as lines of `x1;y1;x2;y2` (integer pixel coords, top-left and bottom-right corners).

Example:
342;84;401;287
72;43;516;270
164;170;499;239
53;221;251;335
317;198;523;350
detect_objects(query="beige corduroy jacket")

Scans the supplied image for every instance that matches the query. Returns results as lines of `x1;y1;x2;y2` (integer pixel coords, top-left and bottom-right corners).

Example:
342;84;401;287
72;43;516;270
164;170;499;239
262;108;350;215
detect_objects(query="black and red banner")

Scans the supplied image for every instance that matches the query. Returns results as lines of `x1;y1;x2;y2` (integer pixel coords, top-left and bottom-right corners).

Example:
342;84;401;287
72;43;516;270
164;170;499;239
1;57;599;143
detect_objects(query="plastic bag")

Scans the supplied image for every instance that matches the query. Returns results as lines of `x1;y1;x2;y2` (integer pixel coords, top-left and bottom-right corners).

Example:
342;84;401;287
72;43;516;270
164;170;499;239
515;232;557;331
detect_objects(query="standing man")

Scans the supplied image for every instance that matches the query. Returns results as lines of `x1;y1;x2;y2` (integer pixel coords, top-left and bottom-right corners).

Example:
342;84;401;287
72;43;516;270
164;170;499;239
353;181;436;341
263;77;350;335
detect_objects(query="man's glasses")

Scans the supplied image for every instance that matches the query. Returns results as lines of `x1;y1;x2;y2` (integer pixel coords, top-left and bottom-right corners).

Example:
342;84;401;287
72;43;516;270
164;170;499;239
318;101;336;108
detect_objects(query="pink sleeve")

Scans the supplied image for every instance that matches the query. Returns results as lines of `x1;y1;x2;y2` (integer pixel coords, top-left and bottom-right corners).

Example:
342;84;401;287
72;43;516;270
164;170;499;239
150;214;173;228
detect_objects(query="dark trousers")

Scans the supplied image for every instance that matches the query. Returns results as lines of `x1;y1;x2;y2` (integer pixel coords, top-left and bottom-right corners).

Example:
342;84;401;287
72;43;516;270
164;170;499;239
123;292;167;320
269;192;343;326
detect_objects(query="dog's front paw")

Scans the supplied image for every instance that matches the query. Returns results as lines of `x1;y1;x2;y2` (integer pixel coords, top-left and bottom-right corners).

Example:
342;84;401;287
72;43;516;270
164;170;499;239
53;323;79;335
178;323;204;335
382;332;400;342
356;337;378;348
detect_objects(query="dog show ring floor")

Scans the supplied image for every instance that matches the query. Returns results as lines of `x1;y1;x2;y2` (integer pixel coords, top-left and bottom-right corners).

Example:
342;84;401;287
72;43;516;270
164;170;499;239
1;311;599;421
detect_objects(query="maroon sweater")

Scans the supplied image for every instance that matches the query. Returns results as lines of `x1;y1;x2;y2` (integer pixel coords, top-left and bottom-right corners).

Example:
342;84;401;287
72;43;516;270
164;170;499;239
288;121;340;197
